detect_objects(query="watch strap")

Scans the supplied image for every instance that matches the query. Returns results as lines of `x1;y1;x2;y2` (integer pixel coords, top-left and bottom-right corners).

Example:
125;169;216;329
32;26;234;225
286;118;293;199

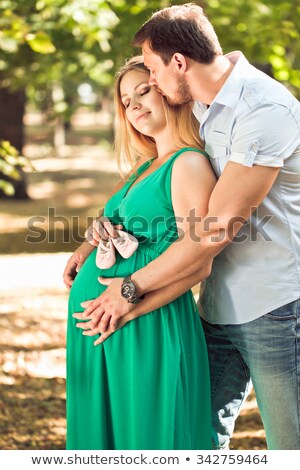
122;275;144;304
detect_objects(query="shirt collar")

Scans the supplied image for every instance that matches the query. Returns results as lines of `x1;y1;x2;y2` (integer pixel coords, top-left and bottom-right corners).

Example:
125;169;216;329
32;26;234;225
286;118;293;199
211;51;250;109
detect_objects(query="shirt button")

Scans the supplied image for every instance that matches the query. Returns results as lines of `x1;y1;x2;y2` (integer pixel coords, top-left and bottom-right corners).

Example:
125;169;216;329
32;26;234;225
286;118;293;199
249;142;258;152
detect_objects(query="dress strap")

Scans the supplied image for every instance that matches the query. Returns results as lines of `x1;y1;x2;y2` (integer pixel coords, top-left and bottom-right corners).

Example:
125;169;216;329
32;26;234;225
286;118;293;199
162;147;209;169
127;158;154;183
170;147;209;160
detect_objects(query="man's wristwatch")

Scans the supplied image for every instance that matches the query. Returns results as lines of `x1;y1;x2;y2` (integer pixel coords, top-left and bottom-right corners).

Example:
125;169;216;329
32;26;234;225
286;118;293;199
121;275;144;304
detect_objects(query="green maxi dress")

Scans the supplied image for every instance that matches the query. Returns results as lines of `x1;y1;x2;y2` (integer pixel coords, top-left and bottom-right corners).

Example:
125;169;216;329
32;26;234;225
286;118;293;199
67;147;212;450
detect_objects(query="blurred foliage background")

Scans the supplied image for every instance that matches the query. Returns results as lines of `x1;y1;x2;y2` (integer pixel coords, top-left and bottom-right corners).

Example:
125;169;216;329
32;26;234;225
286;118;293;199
1;1;298;449
0;0;299;198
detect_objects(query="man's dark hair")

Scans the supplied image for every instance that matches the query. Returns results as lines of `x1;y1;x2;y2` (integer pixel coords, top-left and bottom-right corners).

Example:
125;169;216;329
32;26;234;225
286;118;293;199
133;3;222;65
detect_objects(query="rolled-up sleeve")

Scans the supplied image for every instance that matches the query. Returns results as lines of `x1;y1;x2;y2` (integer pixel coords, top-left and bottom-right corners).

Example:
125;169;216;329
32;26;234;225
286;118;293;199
229;103;300;168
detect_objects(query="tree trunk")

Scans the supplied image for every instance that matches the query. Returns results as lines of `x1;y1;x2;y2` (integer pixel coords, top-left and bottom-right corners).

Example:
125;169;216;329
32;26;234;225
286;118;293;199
0;86;29;199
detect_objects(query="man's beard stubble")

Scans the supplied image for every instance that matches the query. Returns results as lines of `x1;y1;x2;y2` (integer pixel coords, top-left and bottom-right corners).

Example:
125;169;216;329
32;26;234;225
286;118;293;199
165;76;193;106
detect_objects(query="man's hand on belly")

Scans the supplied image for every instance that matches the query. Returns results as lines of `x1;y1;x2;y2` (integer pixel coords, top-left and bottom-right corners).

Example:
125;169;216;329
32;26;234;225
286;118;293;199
72;277;136;344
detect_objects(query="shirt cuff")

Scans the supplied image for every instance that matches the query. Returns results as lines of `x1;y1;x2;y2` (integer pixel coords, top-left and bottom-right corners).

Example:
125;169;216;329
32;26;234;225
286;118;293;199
229;152;284;168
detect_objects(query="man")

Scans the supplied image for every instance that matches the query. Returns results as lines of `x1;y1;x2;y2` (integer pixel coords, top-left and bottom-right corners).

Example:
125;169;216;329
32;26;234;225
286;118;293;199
64;4;300;449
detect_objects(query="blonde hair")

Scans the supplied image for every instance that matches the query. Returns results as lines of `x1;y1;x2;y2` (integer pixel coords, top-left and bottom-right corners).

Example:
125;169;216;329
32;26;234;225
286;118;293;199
114;55;204;173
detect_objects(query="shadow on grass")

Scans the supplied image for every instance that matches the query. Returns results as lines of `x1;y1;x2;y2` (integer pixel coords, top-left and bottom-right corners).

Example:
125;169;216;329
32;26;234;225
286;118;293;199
0;373;266;450
0;375;66;450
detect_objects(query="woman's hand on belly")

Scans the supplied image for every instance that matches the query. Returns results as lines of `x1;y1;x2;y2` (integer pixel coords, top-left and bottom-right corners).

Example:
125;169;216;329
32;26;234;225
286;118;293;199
73;309;133;345
63;241;95;289
72;277;135;345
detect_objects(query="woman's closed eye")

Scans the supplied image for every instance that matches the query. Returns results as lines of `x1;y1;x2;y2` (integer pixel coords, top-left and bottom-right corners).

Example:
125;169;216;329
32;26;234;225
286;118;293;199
123;87;151;108
140;87;150;96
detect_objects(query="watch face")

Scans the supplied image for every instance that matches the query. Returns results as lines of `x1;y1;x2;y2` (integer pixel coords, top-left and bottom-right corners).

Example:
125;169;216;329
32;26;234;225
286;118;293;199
121;282;135;299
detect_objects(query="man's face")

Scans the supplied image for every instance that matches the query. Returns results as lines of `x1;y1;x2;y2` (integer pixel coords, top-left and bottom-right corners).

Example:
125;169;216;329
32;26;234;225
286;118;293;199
142;41;193;106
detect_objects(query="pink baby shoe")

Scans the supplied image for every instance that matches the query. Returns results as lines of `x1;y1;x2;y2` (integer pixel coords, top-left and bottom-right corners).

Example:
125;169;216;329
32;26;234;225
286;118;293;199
111;230;139;259
96;238;116;269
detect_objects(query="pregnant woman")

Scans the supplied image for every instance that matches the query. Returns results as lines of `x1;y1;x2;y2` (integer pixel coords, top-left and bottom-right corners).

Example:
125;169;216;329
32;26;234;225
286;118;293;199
67;56;216;450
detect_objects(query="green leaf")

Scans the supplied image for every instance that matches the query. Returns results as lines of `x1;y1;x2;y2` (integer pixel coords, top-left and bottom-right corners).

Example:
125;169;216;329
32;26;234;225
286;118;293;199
0;180;15;196
26;32;56;54
272;44;286;56
0;140;18;156
0;35;18;53
274;70;290;81
0;140;35;172
4;155;30;167
0;159;21;180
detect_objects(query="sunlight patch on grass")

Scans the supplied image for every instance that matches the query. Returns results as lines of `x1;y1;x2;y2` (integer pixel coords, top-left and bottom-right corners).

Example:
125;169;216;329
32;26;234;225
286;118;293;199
0;253;71;292
1;349;66;378
29;180;60;199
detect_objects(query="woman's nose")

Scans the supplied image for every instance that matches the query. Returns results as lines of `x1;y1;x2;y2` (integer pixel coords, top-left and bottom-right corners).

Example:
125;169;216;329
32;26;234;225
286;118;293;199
130;98;141;110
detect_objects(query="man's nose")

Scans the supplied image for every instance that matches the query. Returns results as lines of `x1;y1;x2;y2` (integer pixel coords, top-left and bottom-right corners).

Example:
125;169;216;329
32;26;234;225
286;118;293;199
148;76;157;86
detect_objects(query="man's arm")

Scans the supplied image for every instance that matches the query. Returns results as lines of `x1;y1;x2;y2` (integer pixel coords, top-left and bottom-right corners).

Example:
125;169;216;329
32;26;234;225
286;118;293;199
82;158;279;325
132;161;280;294
75;150;216;336
75;268;205;342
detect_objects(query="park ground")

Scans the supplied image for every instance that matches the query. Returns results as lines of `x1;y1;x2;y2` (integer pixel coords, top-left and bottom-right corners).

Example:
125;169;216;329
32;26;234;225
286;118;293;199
0;111;266;450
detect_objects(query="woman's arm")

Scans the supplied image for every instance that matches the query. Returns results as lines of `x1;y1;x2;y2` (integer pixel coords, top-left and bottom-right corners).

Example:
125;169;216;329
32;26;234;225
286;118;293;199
171;150;217;238
75;268;203;344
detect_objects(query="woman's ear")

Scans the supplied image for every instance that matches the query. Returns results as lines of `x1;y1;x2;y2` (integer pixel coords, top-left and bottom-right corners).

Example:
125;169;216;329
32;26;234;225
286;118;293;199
170;53;188;75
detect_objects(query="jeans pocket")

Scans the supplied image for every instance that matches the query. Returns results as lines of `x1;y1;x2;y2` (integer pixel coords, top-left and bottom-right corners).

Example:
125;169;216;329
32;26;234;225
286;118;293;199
265;299;298;321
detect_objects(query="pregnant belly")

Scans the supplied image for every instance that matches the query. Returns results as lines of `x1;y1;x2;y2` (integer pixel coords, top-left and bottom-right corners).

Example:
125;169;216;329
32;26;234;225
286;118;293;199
68;245;160;315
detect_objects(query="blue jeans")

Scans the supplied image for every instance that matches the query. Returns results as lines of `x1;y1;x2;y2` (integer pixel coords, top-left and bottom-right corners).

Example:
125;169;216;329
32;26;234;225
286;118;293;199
201;298;300;450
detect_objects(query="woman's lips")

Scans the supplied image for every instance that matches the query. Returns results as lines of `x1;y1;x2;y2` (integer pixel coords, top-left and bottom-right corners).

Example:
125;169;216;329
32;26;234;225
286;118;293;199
136;112;151;122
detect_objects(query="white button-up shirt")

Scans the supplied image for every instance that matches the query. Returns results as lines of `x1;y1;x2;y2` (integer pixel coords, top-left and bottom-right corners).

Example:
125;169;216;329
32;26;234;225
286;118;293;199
195;51;300;324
